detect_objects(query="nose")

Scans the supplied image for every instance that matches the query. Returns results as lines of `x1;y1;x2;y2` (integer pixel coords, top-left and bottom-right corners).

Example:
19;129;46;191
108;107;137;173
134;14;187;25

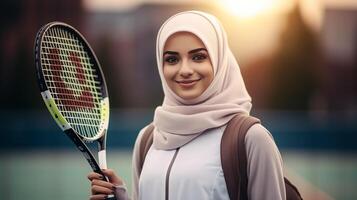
178;59;193;78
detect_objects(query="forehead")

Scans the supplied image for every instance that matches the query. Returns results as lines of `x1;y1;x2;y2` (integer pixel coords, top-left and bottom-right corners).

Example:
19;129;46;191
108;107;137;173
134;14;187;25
163;32;206;52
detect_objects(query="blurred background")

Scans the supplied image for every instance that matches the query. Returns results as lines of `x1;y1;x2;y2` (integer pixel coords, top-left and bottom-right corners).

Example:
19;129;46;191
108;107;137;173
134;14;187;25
0;0;356;199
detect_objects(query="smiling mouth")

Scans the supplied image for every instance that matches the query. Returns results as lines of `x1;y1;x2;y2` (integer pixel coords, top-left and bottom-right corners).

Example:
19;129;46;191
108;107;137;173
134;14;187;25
175;79;201;87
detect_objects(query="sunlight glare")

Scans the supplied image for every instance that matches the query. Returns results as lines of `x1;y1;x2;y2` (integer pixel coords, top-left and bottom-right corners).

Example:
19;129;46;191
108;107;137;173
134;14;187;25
221;0;279;18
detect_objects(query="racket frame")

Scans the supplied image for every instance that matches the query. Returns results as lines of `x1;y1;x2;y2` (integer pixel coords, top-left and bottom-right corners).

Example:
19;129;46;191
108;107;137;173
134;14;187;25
34;22;111;182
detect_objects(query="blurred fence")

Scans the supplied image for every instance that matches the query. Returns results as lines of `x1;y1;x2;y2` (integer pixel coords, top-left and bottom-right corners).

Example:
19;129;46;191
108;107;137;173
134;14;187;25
0;109;356;151
0;109;356;200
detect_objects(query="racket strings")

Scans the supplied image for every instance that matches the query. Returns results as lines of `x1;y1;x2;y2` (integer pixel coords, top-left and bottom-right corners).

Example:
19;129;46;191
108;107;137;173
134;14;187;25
41;26;103;139
43;77;101;89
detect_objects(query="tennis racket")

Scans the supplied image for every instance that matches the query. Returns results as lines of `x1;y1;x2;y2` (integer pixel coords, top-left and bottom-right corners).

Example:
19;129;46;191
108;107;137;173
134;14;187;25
34;22;116;199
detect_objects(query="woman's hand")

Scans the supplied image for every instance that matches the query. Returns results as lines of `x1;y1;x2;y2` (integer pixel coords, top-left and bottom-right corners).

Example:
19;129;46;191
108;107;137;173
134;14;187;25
87;169;124;200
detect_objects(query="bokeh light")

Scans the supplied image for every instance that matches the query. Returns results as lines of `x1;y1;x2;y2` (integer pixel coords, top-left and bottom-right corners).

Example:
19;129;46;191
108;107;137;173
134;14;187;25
220;0;278;18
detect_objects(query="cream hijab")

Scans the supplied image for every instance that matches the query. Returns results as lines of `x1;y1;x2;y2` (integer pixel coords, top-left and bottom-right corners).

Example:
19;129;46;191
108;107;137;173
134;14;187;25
153;11;252;150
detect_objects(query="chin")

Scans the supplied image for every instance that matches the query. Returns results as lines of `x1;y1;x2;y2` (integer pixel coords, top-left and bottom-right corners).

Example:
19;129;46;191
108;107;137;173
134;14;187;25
177;92;201;100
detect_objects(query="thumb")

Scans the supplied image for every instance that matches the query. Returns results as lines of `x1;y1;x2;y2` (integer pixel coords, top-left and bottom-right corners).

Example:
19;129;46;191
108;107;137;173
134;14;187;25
102;169;123;186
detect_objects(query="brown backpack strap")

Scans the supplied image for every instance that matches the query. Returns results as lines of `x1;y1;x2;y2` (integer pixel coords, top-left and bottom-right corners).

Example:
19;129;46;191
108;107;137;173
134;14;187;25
138;123;155;176
237;115;261;200
221;114;260;200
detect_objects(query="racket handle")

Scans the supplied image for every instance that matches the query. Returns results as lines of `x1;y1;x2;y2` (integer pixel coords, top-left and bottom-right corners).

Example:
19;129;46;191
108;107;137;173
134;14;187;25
105;194;117;200
98;150;108;169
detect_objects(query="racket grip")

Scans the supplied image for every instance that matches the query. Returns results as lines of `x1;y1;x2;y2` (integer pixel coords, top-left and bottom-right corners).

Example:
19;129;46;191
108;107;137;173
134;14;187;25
98;150;108;169
105;194;117;200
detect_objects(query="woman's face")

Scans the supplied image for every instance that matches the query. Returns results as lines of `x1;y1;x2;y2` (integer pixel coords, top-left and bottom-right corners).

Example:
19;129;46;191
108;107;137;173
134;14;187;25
163;32;214;100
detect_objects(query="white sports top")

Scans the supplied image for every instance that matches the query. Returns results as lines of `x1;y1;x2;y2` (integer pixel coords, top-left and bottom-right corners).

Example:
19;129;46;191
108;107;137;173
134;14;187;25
126;124;286;200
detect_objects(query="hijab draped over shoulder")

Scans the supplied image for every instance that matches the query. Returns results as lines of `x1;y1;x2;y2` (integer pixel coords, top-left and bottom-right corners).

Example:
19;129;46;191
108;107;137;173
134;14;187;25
153;11;252;150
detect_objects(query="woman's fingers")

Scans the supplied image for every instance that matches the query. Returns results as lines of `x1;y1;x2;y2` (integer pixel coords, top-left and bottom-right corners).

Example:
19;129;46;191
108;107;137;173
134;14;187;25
91;184;114;195
87;169;125;199
91;179;115;189
87;169;123;186
88;172;116;196
87;172;104;181
102;169;123;186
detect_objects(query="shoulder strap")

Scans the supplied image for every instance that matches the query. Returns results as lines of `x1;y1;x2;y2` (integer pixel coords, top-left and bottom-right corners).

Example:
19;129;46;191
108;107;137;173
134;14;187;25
138;123;155;176
221;114;260;200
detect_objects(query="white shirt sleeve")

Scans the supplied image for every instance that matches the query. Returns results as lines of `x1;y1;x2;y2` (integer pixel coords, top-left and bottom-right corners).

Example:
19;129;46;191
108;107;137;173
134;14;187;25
245;124;286;200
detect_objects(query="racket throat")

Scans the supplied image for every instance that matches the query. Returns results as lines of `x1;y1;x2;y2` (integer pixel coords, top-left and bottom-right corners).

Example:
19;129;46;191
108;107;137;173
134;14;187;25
64;129;105;174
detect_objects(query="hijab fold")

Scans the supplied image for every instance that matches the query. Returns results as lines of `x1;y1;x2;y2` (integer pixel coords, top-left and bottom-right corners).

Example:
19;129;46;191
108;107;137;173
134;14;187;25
153;11;252;150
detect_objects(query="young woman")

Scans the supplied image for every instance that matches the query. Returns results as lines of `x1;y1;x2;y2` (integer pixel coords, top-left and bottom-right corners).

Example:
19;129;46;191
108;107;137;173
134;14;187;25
88;11;286;200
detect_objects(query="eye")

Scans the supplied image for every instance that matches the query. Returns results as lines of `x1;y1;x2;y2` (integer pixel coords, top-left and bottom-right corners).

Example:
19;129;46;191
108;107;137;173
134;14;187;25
192;53;207;62
164;56;179;64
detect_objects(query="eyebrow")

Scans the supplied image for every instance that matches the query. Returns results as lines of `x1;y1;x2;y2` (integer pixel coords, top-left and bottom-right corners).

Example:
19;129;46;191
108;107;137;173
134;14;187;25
188;48;207;54
163;48;208;56
163;51;178;56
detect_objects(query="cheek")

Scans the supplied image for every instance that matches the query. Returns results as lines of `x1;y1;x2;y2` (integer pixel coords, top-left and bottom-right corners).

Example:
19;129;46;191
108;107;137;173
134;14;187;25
163;66;176;83
197;63;214;81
